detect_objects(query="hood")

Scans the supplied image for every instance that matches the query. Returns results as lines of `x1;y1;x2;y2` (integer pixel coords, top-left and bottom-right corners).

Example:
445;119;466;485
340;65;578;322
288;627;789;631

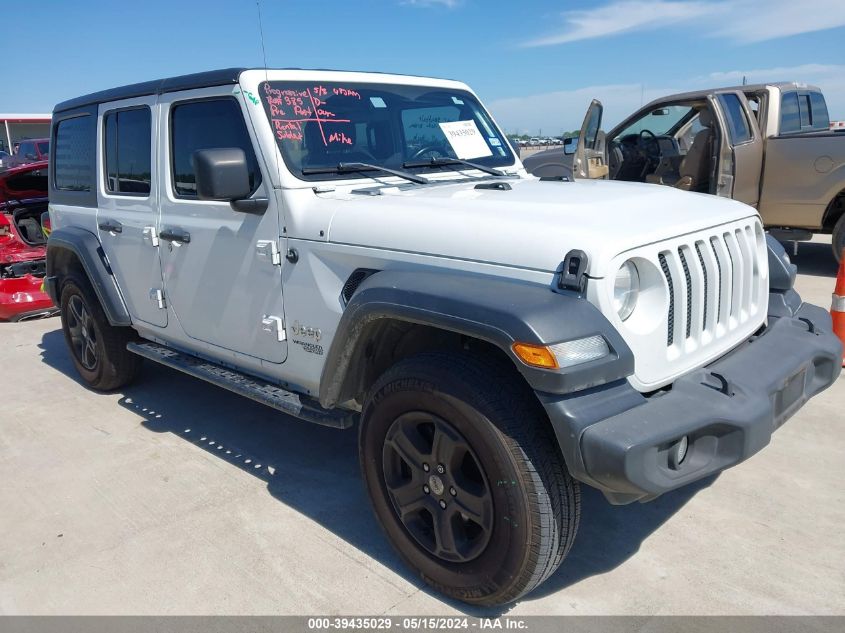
0;161;48;211
323;177;758;278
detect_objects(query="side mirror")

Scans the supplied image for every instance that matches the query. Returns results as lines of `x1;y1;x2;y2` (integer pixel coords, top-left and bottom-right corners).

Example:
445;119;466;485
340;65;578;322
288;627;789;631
651;108;670;116
563;137;577;155
192;148;251;201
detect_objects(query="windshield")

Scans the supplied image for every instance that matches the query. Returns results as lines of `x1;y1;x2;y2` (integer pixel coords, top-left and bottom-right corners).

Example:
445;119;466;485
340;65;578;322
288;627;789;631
616;104;696;137
259;81;515;181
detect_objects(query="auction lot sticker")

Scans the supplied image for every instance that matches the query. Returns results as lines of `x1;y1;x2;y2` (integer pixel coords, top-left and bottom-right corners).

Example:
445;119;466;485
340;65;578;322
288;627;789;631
439;120;493;159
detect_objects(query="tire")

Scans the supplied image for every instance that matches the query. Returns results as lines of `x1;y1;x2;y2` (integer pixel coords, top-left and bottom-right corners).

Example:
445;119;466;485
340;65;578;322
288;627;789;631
59;272;140;391
359;352;580;606
832;213;845;263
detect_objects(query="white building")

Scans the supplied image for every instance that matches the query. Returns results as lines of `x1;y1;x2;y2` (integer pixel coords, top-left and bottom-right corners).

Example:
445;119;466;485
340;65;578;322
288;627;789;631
1;114;51;154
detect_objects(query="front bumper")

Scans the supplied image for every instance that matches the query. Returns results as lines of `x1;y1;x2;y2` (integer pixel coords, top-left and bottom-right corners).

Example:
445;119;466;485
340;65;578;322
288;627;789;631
542;303;842;504
0;274;57;321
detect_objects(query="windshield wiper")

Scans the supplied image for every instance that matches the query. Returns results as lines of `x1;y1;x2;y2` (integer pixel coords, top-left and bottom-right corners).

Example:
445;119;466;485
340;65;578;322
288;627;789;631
403;157;507;177
302;162;429;185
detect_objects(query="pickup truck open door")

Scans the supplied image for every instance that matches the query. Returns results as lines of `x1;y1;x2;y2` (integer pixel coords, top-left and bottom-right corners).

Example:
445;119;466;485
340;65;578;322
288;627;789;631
573;99;609;179
707;90;764;207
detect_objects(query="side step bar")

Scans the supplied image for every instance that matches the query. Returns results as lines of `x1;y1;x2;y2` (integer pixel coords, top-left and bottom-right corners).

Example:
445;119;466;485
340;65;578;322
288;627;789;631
126;341;356;429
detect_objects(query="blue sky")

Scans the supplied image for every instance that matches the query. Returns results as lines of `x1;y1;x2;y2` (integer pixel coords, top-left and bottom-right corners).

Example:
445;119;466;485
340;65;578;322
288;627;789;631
5;0;845;134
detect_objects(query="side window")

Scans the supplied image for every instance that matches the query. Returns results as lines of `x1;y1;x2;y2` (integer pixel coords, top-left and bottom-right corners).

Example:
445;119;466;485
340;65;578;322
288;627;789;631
583;106;601;150
104;108;152;195
20;142;35;158
717;93;752;144
809;92;830;130
780;92;801;134
36;141;49;156
170;98;261;197
799;94;812;128
54;115;94;191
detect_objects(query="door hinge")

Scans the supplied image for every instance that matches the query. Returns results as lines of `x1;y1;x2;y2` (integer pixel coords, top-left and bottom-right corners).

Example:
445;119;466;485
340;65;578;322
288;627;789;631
143;226;160;247
150;288;166;309
256;240;281;265
261;315;286;342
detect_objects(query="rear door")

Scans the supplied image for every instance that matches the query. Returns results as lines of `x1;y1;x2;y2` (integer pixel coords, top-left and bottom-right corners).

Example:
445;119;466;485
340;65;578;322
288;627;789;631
709;91;763;206
573;100;608;179
96;97;167;327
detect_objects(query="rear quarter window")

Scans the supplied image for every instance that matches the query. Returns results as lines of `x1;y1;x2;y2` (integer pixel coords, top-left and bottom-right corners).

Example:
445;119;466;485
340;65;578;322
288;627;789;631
53;115;94;191
780;92;801;134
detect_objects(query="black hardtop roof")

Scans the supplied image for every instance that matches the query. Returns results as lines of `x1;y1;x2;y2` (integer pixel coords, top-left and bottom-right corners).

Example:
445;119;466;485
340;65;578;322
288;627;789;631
53;67;459;114
53;68;247;114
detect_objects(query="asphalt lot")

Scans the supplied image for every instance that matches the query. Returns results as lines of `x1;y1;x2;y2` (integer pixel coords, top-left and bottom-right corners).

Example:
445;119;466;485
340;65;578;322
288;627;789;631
0;237;843;616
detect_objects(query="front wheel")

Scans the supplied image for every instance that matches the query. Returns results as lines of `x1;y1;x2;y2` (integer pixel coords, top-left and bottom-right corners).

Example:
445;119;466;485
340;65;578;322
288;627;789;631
359;352;580;605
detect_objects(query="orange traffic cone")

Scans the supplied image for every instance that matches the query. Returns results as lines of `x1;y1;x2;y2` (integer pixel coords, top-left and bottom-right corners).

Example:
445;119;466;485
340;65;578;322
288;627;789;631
831;251;845;367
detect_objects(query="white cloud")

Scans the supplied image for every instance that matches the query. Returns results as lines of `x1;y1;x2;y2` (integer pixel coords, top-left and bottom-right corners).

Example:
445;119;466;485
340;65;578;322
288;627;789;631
488;63;845;135
523;0;845;47
523;1;713;47
401;0;461;8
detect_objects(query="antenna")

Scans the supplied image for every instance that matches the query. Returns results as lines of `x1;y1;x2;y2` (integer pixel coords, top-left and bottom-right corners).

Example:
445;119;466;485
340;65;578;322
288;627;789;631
256;0;269;73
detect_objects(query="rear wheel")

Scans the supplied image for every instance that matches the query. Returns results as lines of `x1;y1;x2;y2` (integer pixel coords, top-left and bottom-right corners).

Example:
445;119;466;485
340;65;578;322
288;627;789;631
359;352;580;605
832;213;845;263
59;273;140;391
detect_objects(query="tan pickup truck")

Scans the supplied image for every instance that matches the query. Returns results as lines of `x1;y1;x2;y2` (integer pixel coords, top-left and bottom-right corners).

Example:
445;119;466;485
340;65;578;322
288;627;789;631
523;83;845;260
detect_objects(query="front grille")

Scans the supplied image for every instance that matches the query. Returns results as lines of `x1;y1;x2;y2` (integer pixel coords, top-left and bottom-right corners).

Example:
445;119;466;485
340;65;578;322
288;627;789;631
658;254;674;346
658;223;762;349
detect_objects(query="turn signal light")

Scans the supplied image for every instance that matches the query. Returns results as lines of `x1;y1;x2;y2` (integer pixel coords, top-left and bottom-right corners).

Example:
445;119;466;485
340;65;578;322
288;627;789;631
512;343;559;369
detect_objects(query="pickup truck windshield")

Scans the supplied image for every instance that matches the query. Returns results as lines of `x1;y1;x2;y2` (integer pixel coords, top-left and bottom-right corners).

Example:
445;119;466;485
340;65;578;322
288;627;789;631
259;81;515;181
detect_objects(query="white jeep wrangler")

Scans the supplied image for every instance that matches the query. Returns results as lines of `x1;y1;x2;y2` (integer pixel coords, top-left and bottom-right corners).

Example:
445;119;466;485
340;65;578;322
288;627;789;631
45;68;842;606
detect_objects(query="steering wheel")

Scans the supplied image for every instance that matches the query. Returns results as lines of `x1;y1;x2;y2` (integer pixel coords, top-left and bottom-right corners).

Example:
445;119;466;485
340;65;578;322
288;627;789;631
637;129;661;178
410;145;447;161
638;129;661;157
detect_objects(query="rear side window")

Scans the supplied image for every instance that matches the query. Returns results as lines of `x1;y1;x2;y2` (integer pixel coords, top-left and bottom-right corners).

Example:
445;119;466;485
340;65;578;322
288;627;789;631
717;93;752;144
36;141;49;156
54;115;94;191
799;94;812;128
809;92;830;129
780;92;801;134
104;108;152;195
19;142;35;158
170;98;261;197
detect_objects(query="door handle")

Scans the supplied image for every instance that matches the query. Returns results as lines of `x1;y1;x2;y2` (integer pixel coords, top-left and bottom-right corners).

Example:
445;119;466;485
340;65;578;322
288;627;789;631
98;219;123;233
159;227;191;244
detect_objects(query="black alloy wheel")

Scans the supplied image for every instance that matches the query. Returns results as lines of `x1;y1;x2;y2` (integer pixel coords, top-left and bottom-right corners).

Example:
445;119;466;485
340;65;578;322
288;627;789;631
382;411;493;563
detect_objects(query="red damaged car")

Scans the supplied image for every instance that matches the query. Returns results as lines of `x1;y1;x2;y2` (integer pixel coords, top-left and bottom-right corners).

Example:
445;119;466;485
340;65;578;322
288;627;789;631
0;160;57;321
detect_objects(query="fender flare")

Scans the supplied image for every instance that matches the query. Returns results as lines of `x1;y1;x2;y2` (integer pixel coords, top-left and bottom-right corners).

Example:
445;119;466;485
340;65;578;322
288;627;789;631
318;269;633;407
45;226;132;326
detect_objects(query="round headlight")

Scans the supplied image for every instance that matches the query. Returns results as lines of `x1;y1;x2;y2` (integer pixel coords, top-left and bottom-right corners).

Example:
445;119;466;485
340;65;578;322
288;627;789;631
613;260;640;321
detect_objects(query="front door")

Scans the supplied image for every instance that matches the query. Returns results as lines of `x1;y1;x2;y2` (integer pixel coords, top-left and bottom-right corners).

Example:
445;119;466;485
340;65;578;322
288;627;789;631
709;91;763;206
574;99;609;179
157;87;287;364
96;96;167;328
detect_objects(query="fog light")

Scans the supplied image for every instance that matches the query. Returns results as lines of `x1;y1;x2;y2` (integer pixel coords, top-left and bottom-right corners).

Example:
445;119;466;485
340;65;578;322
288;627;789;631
669;435;689;469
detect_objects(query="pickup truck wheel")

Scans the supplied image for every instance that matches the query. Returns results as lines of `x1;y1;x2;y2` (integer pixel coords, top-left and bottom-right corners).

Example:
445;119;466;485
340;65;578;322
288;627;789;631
832;213;845;262
359;352;580;605
59;273;140;391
